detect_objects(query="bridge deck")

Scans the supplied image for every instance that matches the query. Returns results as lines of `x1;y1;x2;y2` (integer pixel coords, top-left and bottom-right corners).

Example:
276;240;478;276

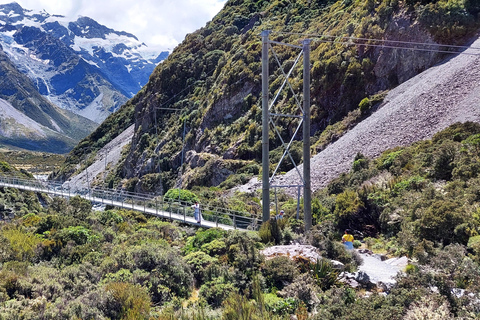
0;176;260;231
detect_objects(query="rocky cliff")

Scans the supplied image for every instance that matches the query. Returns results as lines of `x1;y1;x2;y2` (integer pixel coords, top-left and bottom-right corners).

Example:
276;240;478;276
55;0;480;194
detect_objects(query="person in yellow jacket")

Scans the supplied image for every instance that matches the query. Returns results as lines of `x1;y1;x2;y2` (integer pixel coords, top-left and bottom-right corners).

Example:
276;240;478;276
342;229;354;250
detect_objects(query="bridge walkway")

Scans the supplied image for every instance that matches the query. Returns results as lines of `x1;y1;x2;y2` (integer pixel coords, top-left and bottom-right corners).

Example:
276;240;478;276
0;175;260;231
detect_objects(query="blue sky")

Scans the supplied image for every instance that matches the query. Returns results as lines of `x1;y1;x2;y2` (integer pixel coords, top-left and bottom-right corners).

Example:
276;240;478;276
0;0;227;51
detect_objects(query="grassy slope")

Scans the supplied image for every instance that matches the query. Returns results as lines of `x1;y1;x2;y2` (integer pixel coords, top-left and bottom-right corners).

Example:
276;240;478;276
54;0;480;194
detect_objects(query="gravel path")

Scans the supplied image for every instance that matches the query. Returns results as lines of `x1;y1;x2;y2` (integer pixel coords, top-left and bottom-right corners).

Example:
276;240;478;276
239;36;480;196
357;253;408;286
63;125;134;190
260;245;408;287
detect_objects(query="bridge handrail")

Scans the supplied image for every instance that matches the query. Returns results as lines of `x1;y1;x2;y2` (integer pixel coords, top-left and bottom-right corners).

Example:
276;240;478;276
0;174;261;230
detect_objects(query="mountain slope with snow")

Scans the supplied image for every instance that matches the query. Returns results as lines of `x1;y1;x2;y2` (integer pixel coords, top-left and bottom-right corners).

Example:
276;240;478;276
0;2;168;123
0;39;97;153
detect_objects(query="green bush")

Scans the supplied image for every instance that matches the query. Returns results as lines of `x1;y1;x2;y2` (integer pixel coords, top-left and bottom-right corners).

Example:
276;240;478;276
352;153;369;172
262;256;298;291
200;238;227;256
259;218;282;245
0;227;42;262
264;294;298;315
353;240;362;248
277;273;320;311
200;277;238;308
310;259;339;291
55;226;98;246
99;210;124;225
225;231;263;293
333;189;365;228
184;251;217;284
358;97;371;114
112;242;193;304
415;199;467;245
105;282;151;319
164;188;198;203
67;196;93;220
184;228;227;254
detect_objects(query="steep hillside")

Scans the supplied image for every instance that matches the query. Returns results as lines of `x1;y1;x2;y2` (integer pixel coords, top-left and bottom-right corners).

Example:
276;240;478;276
0;45;97;153
0;2;168;122
54;0;480;195
269;35;480;194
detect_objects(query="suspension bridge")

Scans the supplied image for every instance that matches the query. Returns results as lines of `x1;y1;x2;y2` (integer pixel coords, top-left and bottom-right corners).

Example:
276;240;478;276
0;174;261;231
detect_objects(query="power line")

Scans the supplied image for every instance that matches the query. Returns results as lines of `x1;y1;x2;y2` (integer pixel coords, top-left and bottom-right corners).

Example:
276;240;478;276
314;39;480;56
136;68;256;125
271;31;480;56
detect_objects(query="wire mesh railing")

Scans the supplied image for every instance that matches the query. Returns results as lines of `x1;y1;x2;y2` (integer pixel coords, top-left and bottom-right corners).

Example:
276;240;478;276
0;174;261;230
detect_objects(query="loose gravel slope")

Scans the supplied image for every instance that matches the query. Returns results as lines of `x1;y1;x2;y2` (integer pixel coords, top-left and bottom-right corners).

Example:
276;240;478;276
271;36;480;195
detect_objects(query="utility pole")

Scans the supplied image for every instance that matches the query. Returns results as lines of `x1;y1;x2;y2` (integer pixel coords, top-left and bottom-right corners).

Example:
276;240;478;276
154;107;183;197
178;118;186;205
303;39;312;231
83;148;91;198
261;30;271;223
260;31;312;231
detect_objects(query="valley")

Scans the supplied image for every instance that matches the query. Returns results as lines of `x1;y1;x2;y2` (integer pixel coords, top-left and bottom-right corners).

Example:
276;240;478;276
0;148;64;174
0;2;168;153
0;0;480;319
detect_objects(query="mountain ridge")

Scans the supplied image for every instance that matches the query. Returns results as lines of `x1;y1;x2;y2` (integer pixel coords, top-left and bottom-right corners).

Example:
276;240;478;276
0;43;97;153
0;2;168;123
53;0;480;196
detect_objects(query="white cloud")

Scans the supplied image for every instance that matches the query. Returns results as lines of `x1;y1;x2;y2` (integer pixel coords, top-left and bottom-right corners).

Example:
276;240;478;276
0;0;227;51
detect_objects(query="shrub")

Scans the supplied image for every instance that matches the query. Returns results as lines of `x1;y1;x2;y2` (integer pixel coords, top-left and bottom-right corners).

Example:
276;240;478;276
21;213;41;227
309;259;339;291
432;140;457;180
259;218;282;245
200;238;227;256
36;214;64;234
262;256;298;291
225;231;263;293
0;227;42;262
200;277;238;308
104;282;151;319
55;226;99;246
264;293;298;315
184;251;217;284
415;199;467;245
404;295;453;320
164;188;198;203
277;273;320;311
99;210;124;225
121;210;148;224
67;196;93;220
333;189;365;228
376;148;404;171
353;240;362;248
221;292;258;319
358;97;371;114
112;242;193;304
184;228;227;254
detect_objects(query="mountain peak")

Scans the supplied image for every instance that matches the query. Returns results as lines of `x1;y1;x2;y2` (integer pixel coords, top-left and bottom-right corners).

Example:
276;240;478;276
0;3;169;124
0;2;23;14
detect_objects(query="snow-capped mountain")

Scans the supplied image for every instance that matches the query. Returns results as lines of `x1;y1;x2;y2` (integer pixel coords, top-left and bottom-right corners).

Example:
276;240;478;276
0;42;98;153
0;2;168;123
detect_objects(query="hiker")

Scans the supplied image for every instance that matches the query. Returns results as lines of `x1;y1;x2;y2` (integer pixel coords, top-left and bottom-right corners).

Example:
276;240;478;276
342;229;354;250
277;210;284;219
192;201;201;224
